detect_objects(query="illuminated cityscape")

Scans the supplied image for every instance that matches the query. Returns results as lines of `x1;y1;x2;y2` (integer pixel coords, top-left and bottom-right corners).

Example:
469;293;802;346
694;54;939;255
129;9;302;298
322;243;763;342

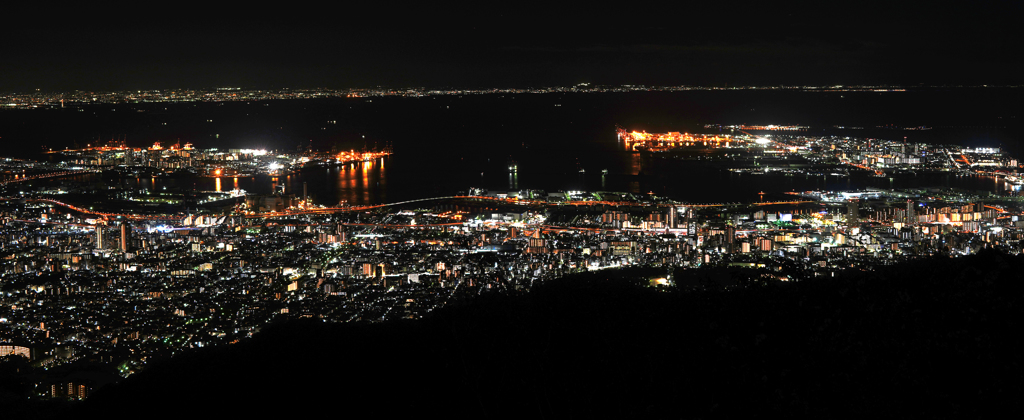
1;4;1021;417
3;122;1023;393
0;85;929;110
1;85;1020;417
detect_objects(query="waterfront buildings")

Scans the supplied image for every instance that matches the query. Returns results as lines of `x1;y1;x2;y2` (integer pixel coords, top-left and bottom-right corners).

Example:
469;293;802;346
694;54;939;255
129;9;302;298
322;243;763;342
2;130;1023;399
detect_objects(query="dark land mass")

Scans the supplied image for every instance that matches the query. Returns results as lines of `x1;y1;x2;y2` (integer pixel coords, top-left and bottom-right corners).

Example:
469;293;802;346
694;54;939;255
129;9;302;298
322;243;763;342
6;252;1022;418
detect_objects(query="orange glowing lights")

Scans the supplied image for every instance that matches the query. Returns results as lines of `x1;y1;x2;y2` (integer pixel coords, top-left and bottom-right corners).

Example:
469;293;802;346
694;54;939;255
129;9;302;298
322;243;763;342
618;128;737;151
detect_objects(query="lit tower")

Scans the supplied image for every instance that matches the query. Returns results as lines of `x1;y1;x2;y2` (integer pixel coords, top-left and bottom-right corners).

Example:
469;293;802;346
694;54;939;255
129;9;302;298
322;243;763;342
120;223;131;252
95;226;105;249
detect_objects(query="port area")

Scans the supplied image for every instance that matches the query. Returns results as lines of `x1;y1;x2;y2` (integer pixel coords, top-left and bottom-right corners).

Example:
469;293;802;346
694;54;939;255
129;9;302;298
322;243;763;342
617;128;1023;183
41;140;393;179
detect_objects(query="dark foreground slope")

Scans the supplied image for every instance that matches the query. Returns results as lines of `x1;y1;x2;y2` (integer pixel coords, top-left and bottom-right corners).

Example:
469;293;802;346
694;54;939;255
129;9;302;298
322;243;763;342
78;252;1020;418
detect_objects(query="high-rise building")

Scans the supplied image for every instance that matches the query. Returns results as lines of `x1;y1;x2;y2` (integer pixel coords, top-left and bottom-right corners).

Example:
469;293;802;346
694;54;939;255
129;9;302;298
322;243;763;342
0;345;30;359
726;225;736;253
95;226;105;249
51;382;90;400
847;201;860;224
120;223;131;252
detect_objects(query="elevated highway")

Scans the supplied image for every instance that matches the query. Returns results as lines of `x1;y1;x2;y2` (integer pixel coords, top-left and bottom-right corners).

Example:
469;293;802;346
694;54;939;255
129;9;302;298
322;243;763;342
14;194;815;223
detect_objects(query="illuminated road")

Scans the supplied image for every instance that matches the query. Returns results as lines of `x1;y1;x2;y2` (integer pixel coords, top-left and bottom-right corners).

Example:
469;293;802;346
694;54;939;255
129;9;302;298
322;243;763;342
0;169;99;185
24;198;184;221
247;196;815;218
18;193;815;223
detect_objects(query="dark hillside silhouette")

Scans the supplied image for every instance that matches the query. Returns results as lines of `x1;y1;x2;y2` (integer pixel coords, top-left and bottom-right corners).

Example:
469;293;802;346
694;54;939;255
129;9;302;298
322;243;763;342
72;250;1021;418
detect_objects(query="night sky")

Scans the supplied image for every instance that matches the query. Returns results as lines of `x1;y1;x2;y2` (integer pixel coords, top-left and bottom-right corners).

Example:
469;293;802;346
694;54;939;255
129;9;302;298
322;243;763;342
4;3;1021;92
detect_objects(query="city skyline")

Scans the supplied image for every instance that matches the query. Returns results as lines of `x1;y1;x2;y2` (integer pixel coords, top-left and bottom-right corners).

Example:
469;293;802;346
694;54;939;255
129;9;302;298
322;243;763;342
1;6;1020;414
2;121;1020;412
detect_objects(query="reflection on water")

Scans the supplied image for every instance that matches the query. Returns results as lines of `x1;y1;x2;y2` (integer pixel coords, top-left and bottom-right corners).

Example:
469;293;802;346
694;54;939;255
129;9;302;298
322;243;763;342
281;157;393;206
29;154;1024;207
629;152;641;176
42;158;394;207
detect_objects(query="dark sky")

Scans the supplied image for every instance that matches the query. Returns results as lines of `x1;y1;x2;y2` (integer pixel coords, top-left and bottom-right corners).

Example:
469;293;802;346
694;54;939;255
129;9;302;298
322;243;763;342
4;3;1021;92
